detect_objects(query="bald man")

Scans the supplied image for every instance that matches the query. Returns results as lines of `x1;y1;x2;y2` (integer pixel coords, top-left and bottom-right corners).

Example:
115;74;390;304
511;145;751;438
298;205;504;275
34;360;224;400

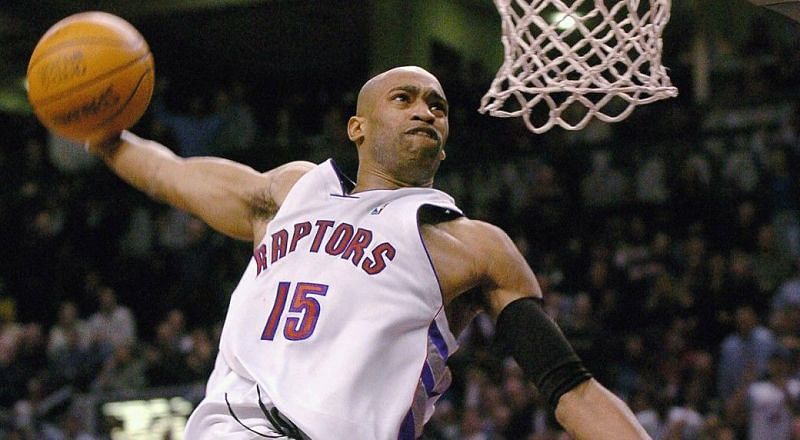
87;66;649;440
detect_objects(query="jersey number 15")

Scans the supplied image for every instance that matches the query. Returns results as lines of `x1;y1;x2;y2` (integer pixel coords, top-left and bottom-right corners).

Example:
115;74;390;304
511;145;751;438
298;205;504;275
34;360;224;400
261;282;328;341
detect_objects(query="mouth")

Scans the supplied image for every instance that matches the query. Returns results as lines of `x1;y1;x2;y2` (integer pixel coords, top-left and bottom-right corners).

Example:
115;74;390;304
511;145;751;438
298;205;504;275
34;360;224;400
405;126;440;142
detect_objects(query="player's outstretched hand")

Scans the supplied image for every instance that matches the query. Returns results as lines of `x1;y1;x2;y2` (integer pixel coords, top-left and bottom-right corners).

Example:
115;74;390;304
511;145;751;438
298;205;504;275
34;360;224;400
85;131;124;157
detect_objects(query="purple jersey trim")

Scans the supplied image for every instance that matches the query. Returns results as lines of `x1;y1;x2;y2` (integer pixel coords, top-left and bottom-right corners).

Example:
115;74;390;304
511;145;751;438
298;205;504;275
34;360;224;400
428;321;449;359
421;362;435;395
398;410;416;440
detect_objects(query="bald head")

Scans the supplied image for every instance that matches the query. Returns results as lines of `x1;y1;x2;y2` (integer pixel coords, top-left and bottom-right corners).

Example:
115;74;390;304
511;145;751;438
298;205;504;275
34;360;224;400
356;66;444;116
347;65;449;190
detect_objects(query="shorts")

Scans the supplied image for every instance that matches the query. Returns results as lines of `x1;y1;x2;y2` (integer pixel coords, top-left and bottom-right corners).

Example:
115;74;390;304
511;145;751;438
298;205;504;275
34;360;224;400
184;355;307;440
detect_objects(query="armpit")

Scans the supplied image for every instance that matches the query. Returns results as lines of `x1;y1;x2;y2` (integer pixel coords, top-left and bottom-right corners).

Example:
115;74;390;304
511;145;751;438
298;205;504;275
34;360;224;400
250;191;278;220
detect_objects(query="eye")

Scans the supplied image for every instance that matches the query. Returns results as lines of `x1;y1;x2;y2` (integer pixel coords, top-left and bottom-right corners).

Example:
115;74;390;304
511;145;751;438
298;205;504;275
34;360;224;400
430;102;448;115
392;93;410;103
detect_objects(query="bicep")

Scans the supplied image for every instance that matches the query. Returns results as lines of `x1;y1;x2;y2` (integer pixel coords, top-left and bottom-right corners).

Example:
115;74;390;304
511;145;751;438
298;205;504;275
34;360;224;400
163;159;315;241
425;218;541;315
474;223;542;319
103;131;273;241
155;157;270;240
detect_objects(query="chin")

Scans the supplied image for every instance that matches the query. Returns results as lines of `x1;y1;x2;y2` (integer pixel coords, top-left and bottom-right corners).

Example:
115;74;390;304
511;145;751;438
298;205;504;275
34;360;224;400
408;160;441;186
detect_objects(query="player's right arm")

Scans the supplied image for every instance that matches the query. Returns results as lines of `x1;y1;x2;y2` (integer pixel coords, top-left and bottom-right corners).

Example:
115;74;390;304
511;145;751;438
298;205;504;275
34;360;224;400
427;218;650;440
88;130;314;242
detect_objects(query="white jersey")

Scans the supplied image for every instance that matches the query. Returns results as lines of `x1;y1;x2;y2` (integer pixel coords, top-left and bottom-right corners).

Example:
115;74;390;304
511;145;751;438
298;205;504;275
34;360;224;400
193;160;462;440
748;379;800;440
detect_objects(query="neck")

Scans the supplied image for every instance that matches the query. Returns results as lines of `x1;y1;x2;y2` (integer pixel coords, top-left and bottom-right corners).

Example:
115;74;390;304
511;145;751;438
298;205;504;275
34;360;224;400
352;165;433;193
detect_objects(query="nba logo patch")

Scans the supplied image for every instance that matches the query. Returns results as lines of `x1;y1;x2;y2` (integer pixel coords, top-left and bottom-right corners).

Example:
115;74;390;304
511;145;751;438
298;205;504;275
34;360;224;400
370;203;389;215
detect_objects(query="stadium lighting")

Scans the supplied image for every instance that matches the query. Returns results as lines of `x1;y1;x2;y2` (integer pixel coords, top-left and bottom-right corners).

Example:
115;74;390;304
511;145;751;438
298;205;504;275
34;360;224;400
549;11;579;30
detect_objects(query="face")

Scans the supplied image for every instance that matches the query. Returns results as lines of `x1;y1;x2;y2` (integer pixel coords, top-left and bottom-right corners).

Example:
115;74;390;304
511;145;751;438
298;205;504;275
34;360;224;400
349;66;449;187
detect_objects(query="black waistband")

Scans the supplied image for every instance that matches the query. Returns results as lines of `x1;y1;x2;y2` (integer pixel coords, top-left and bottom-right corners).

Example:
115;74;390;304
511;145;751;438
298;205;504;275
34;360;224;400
225;386;306;439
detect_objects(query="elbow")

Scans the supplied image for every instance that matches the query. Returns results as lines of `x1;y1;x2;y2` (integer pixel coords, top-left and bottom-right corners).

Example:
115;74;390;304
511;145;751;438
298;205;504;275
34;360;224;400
553;378;594;422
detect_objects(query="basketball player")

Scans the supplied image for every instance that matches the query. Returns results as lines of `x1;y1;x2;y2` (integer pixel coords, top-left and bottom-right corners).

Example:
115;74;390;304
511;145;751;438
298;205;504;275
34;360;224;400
86;66;650;439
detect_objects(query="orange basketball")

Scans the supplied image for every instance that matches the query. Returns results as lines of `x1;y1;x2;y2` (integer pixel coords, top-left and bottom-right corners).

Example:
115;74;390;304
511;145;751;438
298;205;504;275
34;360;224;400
27;11;154;143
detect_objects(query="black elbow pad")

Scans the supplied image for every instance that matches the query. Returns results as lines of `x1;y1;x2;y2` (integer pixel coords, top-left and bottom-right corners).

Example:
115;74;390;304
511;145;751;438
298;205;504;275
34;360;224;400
494;297;592;409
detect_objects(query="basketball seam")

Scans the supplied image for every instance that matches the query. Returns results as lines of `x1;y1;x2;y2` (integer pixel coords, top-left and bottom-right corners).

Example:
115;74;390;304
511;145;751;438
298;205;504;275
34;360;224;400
28;37;146;73
30;51;151;107
91;62;153;131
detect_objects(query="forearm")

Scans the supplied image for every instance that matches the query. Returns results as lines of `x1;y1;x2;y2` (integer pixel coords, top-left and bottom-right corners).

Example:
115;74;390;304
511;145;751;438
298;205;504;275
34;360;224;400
87;130;266;240
88;130;181;201
494;297;649;439
555;379;651;440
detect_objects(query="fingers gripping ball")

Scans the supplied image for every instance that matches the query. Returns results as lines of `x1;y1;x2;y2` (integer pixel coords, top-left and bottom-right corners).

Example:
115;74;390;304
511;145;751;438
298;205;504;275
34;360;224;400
27;11;154;143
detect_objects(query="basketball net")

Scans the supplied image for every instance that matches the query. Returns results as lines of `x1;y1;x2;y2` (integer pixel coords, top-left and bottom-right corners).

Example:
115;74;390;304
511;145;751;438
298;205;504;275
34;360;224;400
479;0;678;133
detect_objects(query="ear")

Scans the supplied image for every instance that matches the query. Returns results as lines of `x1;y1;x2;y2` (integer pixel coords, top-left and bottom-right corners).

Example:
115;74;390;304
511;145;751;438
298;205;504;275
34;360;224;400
348;116;364;145
439;149;446;161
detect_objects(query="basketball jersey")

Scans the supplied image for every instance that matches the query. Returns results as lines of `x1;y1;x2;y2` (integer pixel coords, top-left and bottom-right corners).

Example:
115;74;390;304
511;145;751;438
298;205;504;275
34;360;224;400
212;160;462;440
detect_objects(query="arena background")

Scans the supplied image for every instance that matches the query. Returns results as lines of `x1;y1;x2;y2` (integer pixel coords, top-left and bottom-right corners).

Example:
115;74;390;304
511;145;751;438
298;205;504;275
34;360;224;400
1;1;800;439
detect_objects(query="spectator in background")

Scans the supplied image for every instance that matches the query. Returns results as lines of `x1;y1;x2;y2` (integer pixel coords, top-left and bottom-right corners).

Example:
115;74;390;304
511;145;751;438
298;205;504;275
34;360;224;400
13;138;54;207
457;407;492;440
144;313;192;387
671;154;713;235
212;81;258;159
718;305;777;401
0;297;22;366
660;375;706;440
86;286;136;358
580;150;630;213
156;211;217;317
751;225;794;296
184;328;215;383
427;399;460;439
152;81;223;158
15;324;47;382
559;292;602;372
729;201;763;254
764;148;800;258
12;373;73;439
634;152;669;210
722;147;760;200
698;415;737;440
46;132;96;175
728;346;800;440
722;250;763;314
91;344;146;393
0;298;27;409
524;162;568;252
12;375;48;438
47;317;97;391
50;413;98;440
772;258;800;312
47;301;90;361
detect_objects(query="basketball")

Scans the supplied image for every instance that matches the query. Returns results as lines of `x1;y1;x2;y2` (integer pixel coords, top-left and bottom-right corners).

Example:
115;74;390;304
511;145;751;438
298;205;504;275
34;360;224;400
27;11;154;143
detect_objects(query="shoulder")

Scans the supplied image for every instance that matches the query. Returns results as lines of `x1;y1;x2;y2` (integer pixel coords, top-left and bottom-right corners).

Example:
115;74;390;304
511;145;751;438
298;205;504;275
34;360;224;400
421;215;537;305
264;160;317;196
424;216;519;260
251;161;316;219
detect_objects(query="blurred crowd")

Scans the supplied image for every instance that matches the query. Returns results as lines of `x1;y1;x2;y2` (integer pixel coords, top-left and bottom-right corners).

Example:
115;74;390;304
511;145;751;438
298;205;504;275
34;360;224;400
2;24;800;440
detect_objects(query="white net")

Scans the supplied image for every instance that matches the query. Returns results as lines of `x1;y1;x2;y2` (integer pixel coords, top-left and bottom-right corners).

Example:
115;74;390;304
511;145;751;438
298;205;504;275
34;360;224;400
479;0;678;133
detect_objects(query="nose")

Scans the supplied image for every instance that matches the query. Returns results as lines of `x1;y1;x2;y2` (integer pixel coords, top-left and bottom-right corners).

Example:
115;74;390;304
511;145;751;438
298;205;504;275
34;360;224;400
411;103;435;124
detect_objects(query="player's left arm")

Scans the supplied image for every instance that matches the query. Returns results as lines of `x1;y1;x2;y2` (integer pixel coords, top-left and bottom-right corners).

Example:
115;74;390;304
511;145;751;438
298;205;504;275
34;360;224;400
453;220;651;440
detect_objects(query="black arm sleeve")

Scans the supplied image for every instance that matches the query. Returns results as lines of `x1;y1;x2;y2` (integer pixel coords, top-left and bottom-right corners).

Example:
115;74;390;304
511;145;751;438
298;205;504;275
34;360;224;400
494;297;592;410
